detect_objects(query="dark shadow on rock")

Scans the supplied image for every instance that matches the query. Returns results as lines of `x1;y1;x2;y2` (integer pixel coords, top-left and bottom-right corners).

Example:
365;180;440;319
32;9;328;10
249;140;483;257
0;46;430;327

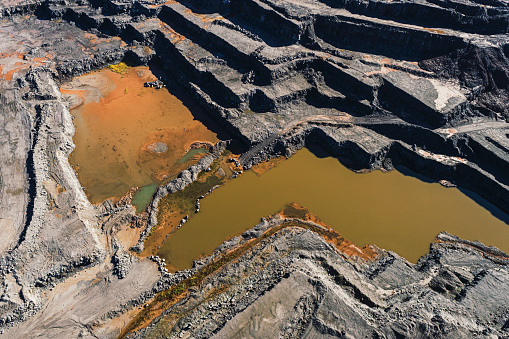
306;143;365;170
458;188;509;226
147;62;235;144
181;0;296;47
397;165;509;225
395;165;436;184
306;143;330;158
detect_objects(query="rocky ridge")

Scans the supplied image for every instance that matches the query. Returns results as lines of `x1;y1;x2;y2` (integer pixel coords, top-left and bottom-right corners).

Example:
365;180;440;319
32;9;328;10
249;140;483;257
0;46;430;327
0;0;507;337
129;214;509;338
130;140;227;254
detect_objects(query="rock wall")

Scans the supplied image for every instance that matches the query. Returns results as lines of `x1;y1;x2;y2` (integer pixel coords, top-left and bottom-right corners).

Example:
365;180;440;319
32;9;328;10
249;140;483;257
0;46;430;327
0;0;509;336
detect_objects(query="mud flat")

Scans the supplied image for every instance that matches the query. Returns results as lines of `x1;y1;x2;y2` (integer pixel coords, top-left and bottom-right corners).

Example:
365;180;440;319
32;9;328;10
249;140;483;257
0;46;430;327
159;147;509;270
1;0;509;337
62;65;218;205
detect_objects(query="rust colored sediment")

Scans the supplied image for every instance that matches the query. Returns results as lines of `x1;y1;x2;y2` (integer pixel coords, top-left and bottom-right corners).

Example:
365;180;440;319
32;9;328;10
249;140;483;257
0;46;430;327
67;66;218;204
250;156;286;176
279;202;379;261
120;204;379;337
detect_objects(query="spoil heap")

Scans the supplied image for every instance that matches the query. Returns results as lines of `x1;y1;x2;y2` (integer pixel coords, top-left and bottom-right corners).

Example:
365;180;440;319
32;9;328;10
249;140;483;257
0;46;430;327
0;0;508;337
27;0;509;213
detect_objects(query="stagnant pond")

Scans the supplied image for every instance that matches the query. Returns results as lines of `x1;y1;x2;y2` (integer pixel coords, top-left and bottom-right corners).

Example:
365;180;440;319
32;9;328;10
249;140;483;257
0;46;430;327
61;66;217;204
158;147;509;271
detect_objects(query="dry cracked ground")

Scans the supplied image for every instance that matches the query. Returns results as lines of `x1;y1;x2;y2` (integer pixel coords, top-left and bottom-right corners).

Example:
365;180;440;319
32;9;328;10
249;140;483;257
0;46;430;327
1;0;509;338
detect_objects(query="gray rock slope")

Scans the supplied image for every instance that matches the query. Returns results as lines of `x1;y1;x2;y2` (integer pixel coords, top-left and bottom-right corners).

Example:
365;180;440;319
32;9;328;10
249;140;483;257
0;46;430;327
0;0;508;337
132;215;509;338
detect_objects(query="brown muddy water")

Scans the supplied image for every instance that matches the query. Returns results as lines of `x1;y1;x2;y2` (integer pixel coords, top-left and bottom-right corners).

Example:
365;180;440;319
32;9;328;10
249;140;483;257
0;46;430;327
159;147;509;271
61;66;218;204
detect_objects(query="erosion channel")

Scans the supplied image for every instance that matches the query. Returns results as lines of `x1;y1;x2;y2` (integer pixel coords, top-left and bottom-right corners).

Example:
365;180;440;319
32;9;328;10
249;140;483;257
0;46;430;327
159;146;509;271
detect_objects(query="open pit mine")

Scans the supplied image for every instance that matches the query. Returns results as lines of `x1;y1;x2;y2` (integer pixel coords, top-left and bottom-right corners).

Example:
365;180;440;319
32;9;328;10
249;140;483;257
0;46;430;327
1;0;509;337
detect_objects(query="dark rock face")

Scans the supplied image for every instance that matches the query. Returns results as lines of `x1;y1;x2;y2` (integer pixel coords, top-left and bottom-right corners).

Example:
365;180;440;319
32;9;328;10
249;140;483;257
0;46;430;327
0;0;509;337
429;266;474;296
420;43;509;118
23;0;505;214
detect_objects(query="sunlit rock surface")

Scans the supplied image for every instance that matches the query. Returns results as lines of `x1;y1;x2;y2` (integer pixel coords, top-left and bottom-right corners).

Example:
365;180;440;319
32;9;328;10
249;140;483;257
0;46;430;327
0;0;508;337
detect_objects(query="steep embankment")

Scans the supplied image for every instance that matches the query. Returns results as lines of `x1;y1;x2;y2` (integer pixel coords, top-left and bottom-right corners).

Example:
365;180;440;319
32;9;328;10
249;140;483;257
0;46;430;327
0;0;508;337
125;206;509;338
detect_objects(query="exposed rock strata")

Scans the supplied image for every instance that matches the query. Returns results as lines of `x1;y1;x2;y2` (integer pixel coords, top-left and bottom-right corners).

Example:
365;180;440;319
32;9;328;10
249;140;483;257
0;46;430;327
0;0;508;337
130;215;509;338
19;0;506;213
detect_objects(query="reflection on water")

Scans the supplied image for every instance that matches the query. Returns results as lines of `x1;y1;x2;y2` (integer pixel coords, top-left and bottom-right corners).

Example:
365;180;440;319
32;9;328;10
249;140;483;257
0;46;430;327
63;66;218;204
159;147;509;270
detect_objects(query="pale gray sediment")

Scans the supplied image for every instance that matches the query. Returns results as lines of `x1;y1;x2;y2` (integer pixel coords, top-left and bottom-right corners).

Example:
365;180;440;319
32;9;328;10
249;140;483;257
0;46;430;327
0;68;107;330
131;214;509;339
130;141;227;254
0;0;509;337
147;141;168;153
0;16;148;332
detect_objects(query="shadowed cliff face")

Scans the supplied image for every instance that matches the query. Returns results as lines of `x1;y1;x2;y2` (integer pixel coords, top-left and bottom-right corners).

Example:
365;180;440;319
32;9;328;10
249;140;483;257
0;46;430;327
158;147;509;271
0;0;509;337
31;0;509;215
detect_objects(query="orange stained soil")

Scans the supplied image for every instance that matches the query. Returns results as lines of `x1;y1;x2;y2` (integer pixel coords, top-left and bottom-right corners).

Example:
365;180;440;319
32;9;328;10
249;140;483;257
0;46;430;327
423;27;446;34
279;202;379;261
59;88;86;109
117;223;144;250
155;19;186;44
183;8;224;23
64;66;218;204
251;156;286;176
0;52;55;81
